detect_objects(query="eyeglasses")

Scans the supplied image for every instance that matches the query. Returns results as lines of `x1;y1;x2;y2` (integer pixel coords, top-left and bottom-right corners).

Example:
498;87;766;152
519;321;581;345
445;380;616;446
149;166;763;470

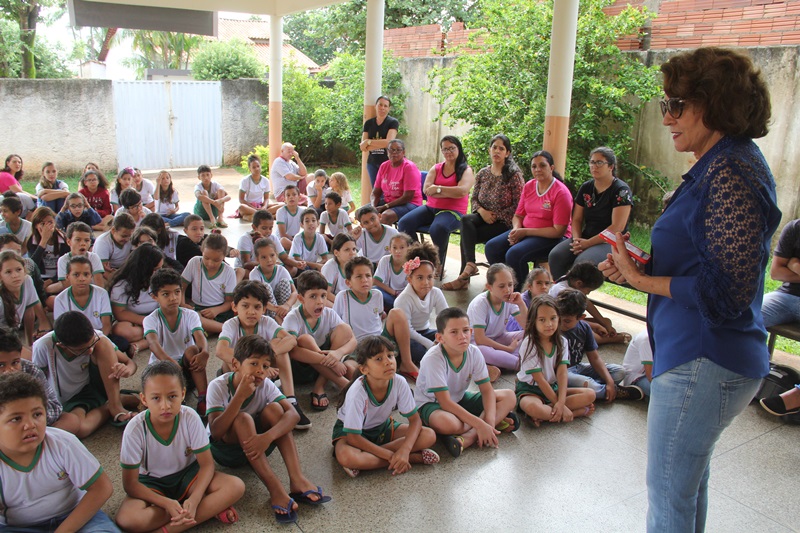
60;335;100;359
659;97;686;119
588;160;609;167
441;146;458;153
388;148;404;154
67;203;84;209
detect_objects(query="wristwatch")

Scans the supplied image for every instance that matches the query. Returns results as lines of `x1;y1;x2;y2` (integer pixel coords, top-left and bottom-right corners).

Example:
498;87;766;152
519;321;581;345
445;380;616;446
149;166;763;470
436;186;442;194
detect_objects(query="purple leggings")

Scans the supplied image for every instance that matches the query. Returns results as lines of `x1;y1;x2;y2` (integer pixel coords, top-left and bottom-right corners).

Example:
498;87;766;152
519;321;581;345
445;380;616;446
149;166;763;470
476;331;524;370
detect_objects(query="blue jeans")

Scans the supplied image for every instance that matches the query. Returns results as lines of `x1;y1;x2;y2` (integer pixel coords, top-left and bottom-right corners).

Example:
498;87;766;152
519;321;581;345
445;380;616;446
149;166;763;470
646;358;761;533
4;510;120;532
567;362;626;400
367;163;380;187
632;375;652;397
161;212;190;227
760;290;800;328
398;205;462;265
485;230;565;290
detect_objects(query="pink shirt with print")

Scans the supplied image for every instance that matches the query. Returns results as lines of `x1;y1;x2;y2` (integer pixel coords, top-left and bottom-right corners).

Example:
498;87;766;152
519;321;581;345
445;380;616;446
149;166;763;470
515;178;573;238
374;159;423;205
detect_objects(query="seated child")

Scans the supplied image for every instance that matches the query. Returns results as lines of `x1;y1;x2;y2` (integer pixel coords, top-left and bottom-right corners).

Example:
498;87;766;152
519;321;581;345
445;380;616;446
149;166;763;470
549;262;631;345
333;335;439;478
0;372;118;531
154;170;191;227
132;167;156;211
55;192;106;232
250;238;298;321
467;264;528;375
373;232;412;311
319;191;353;246
181;233;236;335
555;288;642;401
621;330;652;398
35;162;70;212
276;185;304;250
110;167;134;213
28;207;70;303
333;256;419;379
177;214;206;267
115;188;152;226
79;169;114;220
143;268;210;416
283;271;356;411
352;205;399;266
307;169;328;212
0;233;45;304
110;244;164;354
239;211;303;277
116;361;245;532
54;256;113;337
0;250;51;346
0;194;32;253
193;165;230;228
290;208;330;271
321;233;358;303
216;280;309;430
131;225;158;248
415;307;519;458
0;326;79;433
328;171;356;214
140;212;183;271
206;335;331;525
94;212;135;279
516;295;596;426
239;155;279;218
33;311;138;436
56;221;105;288
507;267;552;332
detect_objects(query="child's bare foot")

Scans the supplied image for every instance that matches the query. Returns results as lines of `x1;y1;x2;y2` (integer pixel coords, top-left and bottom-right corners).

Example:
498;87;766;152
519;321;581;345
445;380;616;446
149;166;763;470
488;365;501;383
289;482;331;505
575;403;595;418
271;495;299;524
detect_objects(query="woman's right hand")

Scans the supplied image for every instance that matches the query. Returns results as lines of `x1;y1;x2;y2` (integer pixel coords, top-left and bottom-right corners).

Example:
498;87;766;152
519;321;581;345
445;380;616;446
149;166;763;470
359;139;370;151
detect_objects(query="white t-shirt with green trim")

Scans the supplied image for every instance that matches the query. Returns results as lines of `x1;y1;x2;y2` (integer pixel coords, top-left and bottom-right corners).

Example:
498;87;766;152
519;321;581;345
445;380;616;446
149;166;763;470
32;330;106;406
622;330;653;386
516;337;570;386
356;224;398;264
414;344;491;406
320;259;348;295
142;308;204;364
374;255;407;292
219;315;283;348
333;289;384;341
56;251;104;281
338;374;416;433
0;275;39;329
290;232;329;263
467;290;521;340
320;208;351;237
93;230;132;269
283;306;343;347
240;174;270;204
205;372;286;424
110;280;158;316
249;264;292;294
53;285;112;331
181;256;236;307
276;205;302;238
0;218;32;243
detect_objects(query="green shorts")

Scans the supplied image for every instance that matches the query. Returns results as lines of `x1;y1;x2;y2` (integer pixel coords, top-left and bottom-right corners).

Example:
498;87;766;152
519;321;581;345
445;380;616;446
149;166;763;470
290;339;330;384
331;417;400;446
62;363;107;413
515;380;558;406
193;200;219;220
193;305;234;324
418;391;484;426
210;437;277;468
139;461;200;502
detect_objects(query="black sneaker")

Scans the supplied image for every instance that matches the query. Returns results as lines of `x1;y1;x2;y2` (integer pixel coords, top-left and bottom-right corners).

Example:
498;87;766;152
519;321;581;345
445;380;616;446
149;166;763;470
292;400;312;430
760;395;800;417
616;385;644;401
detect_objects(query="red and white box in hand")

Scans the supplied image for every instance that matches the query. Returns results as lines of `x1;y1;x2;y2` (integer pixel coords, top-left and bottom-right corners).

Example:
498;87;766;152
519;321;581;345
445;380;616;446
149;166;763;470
600;230;651;265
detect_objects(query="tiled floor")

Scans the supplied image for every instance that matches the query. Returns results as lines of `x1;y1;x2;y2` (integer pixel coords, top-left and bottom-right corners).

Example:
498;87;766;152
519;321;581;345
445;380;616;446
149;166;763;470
81;169;800;532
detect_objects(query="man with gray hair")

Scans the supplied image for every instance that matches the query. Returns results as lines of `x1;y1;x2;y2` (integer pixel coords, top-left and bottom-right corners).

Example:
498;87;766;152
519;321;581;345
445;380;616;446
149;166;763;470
370;139;423;224
270;142;308;203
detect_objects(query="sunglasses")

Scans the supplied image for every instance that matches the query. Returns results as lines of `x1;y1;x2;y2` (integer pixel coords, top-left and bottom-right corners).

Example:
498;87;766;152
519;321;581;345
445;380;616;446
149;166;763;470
659;97;686;119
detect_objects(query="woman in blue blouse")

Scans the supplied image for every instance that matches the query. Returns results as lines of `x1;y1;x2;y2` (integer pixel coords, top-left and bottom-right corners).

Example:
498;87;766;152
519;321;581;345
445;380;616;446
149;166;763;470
601;48;781;532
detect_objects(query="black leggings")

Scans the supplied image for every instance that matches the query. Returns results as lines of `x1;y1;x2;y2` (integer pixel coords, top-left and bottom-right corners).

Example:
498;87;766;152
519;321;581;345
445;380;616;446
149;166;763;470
459;214;509;274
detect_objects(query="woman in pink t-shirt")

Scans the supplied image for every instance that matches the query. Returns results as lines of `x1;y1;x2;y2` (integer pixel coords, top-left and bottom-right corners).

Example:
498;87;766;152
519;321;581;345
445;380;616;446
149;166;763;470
398;136;475;277
0;154;37;217
371;139;423;225
485;150;573;290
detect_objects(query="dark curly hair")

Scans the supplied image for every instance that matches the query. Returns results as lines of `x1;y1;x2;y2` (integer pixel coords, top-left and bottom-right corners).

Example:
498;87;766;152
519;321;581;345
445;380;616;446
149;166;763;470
107;244;164;304
405;240;440;272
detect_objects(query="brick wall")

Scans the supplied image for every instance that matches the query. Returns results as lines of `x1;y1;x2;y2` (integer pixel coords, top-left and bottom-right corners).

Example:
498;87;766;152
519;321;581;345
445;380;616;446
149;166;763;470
383;22;483;58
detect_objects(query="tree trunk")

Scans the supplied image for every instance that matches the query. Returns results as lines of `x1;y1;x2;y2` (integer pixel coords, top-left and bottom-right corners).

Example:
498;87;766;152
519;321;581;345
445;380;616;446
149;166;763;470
19;2;39;78
97;27;117;62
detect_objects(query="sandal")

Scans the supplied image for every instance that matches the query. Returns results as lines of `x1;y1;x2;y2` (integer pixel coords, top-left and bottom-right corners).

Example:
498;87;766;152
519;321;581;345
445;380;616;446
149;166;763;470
272;498;298;524
441;263;478;291
310;392;329;411
289;486;332;505
215;506;239;524
111;411;133;428
442;435;465;458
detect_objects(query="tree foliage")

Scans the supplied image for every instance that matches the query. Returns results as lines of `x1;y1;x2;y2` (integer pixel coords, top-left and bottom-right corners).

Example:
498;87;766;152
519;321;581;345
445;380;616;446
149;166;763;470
429;0;663;191
0;0;58;78
121;30;204;79
0;18;69;78
191;39;263;80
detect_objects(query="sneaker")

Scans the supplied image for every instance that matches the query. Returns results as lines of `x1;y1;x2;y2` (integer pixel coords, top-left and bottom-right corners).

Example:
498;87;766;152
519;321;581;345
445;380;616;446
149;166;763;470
342;465;360;478
616;385;644;401
292;401;312;430
760;395;800;417
421;449;440;465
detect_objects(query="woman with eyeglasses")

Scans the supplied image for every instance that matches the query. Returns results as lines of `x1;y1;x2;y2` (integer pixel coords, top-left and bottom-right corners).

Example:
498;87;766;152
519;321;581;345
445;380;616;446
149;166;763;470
600;48;780;532
398;136;474;278
547;147;633;280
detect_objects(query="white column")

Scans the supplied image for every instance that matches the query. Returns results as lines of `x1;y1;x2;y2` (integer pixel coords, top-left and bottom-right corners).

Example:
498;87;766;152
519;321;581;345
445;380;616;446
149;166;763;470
269;15;283;172
543;0;579;176
361;0;385;205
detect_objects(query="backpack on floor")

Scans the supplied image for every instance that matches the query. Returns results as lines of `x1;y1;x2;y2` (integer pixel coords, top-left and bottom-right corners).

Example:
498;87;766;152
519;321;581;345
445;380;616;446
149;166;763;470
754;363;800;425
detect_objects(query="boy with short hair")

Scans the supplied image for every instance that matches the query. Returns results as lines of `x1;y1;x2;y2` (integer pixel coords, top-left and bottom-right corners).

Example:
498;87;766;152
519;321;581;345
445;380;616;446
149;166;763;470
216;280;310;429
555;288;643;402
319;191;352;245
290;208;330;271
54;256;113;336
276;184;303;251
415;307;519;458
238;210;303;277
115;188;151;225
57;222;104;287
181;232;237;335
143;268;210;416
352;205;399;265
32;311;138;437
194;165;230;229
284;271;357;410
206;335;331;525
177;214;206;267
0;372;118;531
94;212;135;278
0;194;32;253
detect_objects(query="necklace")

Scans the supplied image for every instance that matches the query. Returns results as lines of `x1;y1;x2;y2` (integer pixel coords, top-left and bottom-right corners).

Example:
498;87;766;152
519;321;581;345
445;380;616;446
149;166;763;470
590;178;616;207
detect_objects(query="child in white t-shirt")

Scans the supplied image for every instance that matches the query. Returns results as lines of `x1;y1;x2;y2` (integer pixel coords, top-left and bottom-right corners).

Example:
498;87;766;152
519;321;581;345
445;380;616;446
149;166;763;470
319;191;352;246
249;238;297;320
94;212;135;279
320;233;358;303
54;256;113;335
352;205;398;265
276;185;304;250
56;221;104;287
238;155;279;218
0;250;50;346
621;330;653;398
290;208;330;271
181;233;236;335
193;165;231;229
373;232;411;312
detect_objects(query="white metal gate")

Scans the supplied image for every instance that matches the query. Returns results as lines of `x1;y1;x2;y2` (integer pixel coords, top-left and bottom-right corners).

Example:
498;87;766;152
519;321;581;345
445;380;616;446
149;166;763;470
113;80;222;170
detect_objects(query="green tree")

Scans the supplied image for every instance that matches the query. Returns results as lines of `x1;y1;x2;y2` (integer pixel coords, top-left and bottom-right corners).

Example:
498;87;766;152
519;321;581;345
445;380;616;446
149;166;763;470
430;0;663;191
191;39;263;80
284;10;346;66
0;0;58;78
0;18;69;78
121;30;204;79
70;26;118;63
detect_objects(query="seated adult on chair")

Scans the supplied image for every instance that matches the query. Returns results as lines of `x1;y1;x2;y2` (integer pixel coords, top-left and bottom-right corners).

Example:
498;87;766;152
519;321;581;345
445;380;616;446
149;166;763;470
371;139;423;225
762;218;800;328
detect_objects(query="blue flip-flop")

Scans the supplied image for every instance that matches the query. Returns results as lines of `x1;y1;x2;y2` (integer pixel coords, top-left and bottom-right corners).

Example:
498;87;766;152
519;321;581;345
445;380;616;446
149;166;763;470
272;498;298;524
289;486;332;506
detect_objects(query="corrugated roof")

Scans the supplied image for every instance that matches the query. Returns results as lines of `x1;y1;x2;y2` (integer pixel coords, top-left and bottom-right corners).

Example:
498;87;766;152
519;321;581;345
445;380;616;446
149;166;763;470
217;17;319;71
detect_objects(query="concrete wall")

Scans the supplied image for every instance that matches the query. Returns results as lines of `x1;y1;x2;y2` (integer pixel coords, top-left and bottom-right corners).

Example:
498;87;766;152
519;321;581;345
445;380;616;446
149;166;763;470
220;79;269;166
0;80;117;174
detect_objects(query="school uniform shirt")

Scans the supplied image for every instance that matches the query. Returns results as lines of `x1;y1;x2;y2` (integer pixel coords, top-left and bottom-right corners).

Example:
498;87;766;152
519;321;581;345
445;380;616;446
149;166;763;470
333;289;384;340
136;178;156;206
181;256;236;307
53;285;112;331
276;205;303;238
320;208;352;237
338;374;417;433
414;344;491;406
32;330;106;404
395;285;448;333
0;427;104;527
0;275;39;329
240;174;270;204
622;330;653;386
219;315;283;349
356;224;398;264
249;264;292;294
320;259;348;295
194;182;225;205
20;359;63;426
120;405;209;478
548;280;569;298
467;291;521;341
0;218;32;242
110;280;159;316
331;188;354;208
562;320;597;367
114;205;153;225
109;188;123;205
93;230;132;269
155;190;180;216
55;208;102;231
235;232;284;268
56;251;104;281
517;337;570;387
283;306;343;347
374;255;407;293
206;371;286;424
142;308;204;364
290;232;330;263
